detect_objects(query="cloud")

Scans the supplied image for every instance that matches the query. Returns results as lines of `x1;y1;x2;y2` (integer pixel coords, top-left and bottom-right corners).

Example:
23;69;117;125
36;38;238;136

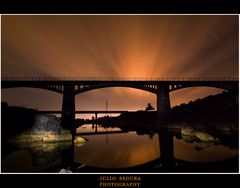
1;15;238;110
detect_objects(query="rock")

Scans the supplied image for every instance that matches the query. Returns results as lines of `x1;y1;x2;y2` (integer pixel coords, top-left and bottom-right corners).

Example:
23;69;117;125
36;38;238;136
181;126;195;136
59;169;72;173
12;131;46;142
180;125;217;144
194;131;215;143
11;128;72;143
74;136;87;147
43;133;72;143
74;136;87;143
31;114;61;133
9;114;88;149
181;135;196;143
19;114;72;142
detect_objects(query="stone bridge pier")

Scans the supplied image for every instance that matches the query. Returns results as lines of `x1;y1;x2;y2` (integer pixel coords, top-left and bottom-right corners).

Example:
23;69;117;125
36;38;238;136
61;84;76;134
156;85;171;116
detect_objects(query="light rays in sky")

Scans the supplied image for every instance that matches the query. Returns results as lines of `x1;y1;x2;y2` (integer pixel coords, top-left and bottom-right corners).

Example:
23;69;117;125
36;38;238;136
1;15;238;110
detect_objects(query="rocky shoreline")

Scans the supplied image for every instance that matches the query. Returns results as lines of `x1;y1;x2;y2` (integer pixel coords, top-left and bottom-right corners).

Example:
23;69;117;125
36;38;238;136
9;114;87;145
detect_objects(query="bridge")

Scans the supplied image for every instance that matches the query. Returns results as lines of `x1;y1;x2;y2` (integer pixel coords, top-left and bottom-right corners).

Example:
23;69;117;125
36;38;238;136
38;110;127;114
1;77;238;130
37;110;127;120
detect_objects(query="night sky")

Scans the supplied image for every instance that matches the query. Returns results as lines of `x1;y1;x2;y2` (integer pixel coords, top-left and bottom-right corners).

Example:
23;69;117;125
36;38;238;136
1;15;239;113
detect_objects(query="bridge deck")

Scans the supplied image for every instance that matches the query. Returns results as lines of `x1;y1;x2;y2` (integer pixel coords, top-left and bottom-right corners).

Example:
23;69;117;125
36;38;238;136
1;77;238;81
37;110;127;114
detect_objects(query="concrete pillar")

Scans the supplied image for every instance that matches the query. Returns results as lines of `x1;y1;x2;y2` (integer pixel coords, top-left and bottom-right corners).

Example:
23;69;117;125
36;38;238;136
95;113;98;120
156;85;171;114
61;84;75;132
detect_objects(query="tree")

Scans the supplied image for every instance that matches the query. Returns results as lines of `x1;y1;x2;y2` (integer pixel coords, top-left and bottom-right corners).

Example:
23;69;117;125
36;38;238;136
145;103;155;111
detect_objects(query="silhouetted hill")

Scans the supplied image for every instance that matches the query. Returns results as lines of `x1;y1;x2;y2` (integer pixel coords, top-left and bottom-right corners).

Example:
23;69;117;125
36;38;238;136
171;91;238;123
96;91;238;126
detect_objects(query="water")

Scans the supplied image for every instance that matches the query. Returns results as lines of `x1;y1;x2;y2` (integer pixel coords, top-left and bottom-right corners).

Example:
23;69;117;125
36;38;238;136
1;124;239;173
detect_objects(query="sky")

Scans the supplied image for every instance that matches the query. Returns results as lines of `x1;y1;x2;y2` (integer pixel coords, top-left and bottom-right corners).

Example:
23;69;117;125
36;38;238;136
1;15;239;115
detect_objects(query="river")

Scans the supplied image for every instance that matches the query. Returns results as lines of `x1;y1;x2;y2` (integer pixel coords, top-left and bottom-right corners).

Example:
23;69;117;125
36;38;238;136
1;123;239;173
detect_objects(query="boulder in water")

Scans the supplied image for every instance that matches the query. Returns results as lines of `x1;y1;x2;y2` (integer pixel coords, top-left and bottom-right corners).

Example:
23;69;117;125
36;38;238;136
31;114;61;133
181;126;195;136
181;135;196;143
194;131;215;143
10;114;86;144
59;169;72;173
74;136;87;147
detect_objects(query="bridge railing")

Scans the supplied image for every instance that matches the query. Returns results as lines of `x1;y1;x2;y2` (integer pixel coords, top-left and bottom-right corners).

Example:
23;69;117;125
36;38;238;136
1;76;239;81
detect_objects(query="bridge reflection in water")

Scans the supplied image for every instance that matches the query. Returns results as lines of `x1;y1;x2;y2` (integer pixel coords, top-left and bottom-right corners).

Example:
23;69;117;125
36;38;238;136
56;124;238;173
1;123;238;173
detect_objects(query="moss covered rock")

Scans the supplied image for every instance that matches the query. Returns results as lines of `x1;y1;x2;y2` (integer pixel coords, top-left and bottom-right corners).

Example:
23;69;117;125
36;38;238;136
194;131;215;143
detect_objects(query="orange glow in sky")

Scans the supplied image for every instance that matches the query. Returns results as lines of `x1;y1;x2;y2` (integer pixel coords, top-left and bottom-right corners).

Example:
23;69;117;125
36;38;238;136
1;15;238;110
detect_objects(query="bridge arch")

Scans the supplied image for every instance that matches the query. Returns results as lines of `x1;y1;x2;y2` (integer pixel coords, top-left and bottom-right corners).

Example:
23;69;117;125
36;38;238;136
75;87;156;112
169;82;236;92
1;85;63;94
75;85;157;95
74;84;234;115
76;83;157;95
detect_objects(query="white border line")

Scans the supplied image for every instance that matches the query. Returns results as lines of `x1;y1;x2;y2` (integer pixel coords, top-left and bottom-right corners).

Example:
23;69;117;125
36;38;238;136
0;14;2;173
238;14;240;175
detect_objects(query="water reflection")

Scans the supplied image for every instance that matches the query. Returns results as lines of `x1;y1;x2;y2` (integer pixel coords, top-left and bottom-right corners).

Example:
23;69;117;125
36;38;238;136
1;123;239;173
74;123;238;172
158;130;174;170
74;133;160;168
1;142;68;172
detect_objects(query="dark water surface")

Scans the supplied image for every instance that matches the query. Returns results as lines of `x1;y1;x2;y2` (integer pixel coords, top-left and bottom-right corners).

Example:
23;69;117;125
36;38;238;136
1;124;239;173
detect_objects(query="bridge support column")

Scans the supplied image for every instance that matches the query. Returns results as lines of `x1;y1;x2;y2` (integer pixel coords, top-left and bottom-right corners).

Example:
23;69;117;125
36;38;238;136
61;85;75;133
156;85;171;116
